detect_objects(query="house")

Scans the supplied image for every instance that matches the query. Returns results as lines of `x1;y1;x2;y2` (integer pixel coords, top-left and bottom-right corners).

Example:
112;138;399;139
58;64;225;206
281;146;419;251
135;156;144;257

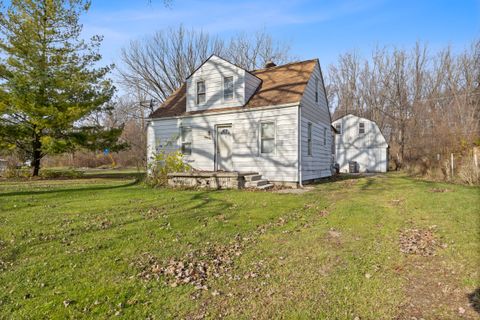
332;114;388;173
147;55;334;187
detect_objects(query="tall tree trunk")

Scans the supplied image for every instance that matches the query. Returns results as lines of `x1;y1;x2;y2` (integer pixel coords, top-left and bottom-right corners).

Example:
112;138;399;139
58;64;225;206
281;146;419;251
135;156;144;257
32;134;42;176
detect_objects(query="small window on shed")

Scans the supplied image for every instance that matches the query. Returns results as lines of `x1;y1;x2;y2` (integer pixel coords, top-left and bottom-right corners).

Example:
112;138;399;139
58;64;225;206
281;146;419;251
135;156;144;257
315;77;319;103
359;122;365;134
181;127;192;155
307;123;312;156
196;81;205;104
224;76;234;100
335;123;341;134
260;122;275;154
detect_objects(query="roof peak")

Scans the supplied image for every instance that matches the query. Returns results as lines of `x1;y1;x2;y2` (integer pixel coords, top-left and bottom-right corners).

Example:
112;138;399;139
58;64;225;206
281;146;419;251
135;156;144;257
251;58;318;73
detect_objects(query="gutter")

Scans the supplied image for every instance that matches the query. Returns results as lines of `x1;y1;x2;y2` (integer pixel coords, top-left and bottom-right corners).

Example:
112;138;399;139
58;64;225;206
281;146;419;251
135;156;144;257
147;102;300;122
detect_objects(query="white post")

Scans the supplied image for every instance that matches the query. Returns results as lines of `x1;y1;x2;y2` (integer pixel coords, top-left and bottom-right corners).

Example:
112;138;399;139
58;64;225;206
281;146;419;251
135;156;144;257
450;153;454;176
474;152;478;168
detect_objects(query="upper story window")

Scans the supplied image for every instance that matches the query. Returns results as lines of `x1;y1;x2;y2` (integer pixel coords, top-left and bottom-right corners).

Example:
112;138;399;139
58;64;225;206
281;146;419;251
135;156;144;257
307;123;312;156
359;122;365;134
335;123;341;134
196;81;205;104
224;76;234;100
315;76;319;103
260;122;275;154
181;127;192;155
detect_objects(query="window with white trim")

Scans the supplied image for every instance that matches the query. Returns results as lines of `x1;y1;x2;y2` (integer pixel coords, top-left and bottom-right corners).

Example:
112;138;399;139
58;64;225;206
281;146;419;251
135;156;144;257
323;127;327;145
359;122;365;134
335;123;341;134
224;76;233;100
196;81;205;104
181;127;192;155
307;122;312;156
260;122;275;154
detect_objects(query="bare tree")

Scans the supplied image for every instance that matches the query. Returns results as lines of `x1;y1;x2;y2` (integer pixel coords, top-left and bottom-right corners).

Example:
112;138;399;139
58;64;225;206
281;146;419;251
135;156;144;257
118;26;294;103
327;39;480;169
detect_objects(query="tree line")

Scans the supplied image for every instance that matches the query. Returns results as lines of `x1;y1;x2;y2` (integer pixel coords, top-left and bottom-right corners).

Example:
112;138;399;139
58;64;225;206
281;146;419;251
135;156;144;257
0;0;478;178
327;41;480;168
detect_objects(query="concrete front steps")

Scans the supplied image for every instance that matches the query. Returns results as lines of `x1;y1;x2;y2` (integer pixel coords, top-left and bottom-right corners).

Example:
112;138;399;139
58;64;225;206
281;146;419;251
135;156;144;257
243;173;274;190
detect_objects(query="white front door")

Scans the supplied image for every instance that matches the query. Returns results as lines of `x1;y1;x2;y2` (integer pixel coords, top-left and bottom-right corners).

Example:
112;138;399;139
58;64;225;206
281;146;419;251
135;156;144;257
216;125;233;171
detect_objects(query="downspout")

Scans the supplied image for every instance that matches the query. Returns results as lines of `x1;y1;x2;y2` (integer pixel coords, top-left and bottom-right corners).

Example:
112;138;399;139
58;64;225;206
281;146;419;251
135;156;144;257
298;104;303;188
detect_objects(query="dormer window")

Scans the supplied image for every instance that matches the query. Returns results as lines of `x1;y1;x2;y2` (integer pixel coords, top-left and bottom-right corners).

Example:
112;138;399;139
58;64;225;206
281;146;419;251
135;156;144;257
196;81;205;104
224;76;233;100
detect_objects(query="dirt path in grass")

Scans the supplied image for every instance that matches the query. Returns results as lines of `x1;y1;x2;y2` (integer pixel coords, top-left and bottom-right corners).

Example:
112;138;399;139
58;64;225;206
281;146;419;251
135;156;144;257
396;255;479;320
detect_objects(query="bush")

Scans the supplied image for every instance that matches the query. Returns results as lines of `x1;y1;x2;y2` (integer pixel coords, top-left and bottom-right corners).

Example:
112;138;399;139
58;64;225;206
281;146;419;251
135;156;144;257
3;167;31;179
39;169;84;179
147;151;190;187
457;158;480;185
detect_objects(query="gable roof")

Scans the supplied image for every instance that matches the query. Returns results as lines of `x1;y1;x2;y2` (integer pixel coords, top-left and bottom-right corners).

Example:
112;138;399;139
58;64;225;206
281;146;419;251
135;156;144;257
149;59;318;119
185;54;262;82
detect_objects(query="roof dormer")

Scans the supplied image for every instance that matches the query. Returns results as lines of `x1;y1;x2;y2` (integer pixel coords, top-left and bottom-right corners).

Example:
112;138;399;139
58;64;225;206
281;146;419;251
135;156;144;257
185;55;261;113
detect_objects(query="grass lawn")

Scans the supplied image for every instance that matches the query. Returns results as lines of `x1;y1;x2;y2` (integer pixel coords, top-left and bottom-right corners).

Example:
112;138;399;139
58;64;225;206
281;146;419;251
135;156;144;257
0;173;479;319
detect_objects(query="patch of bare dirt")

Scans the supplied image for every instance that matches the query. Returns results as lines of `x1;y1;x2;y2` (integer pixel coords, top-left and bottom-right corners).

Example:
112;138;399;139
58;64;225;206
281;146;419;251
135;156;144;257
430;188;453;193
396;256;479;319
399;226;445;256
390;199;406;207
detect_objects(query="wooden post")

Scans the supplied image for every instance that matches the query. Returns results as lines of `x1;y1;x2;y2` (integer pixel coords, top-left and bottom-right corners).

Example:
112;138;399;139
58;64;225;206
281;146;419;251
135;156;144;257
474;152;478;168
450;153;454;176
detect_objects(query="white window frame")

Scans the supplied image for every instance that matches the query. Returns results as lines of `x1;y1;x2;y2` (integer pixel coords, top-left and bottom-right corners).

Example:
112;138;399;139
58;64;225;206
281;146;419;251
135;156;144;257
307;122;313;156
359;122;365;135
335;123;341;134
223;76;234;101
196;80;205;105
259;121;276;155
180;126;192;155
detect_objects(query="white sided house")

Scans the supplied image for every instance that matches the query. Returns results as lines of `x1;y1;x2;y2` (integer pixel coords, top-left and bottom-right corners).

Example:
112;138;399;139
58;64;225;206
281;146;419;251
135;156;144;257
332;114;389;173
147;55;334;187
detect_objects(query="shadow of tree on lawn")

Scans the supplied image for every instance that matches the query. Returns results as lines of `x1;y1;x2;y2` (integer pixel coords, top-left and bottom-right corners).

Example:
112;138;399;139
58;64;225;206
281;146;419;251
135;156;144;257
468;287;480;314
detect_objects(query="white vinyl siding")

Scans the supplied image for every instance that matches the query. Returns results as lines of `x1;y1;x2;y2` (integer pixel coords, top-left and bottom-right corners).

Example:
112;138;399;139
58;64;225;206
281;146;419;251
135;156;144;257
148;105;299;182
332;114;388;173
299;61;333;180
186;55;261;112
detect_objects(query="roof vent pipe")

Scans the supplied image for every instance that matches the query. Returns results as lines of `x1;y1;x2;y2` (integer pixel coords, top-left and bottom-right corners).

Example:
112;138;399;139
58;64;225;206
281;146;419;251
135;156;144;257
264;60;276;68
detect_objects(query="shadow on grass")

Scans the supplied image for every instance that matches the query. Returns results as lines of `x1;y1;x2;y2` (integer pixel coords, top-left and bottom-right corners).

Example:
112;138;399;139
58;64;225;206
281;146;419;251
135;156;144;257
82;172;145;180
312;173;369;185
0;178;140;198
468;287;480;314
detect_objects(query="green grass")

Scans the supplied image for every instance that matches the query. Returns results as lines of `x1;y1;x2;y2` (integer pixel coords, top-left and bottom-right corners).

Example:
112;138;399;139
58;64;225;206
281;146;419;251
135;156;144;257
0;173;478;319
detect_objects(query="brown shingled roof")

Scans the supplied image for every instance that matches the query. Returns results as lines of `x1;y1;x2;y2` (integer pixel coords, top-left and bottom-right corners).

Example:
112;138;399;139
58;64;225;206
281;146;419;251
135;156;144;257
149;59;318;119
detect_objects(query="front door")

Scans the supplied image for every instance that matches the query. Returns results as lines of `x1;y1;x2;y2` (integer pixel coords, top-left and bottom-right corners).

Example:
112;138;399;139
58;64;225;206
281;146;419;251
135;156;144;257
216;125;233;171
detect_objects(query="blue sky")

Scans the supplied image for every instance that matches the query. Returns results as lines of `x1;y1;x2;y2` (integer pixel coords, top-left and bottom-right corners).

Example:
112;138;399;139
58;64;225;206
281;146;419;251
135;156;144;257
81;0;480;71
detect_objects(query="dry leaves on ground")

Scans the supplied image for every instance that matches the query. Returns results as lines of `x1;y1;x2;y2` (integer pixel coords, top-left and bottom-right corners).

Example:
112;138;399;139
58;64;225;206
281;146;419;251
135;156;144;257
399;227;445;256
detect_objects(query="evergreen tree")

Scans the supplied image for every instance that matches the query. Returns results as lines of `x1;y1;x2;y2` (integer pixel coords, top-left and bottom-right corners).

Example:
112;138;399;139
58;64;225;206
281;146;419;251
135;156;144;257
0;0;120;176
